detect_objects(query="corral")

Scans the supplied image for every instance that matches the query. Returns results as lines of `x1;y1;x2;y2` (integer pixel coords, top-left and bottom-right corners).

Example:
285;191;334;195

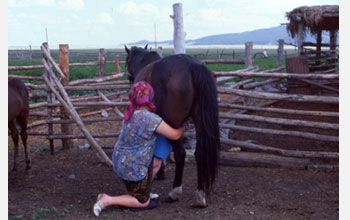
8;38;338;219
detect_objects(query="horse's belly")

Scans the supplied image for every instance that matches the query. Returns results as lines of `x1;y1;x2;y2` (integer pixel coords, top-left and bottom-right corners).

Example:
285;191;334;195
158;88;194;128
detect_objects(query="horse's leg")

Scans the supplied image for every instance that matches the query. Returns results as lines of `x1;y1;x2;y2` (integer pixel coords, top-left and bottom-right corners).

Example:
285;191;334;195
191;114;208;208
168;139;186;201
8;121;19;176
17;112;31;174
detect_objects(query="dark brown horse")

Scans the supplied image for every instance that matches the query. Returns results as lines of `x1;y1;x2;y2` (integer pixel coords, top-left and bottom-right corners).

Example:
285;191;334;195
125;45;221;207
8;78;31;175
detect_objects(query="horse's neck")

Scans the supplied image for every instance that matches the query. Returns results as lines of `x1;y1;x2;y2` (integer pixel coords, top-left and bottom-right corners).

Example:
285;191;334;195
133;51;160;80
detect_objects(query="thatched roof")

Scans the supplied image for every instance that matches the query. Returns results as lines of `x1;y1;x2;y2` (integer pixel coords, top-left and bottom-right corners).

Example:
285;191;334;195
286;5;339;37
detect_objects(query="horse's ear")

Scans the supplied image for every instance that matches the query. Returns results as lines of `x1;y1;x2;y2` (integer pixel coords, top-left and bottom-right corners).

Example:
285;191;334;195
124;45;130;54
144;44;148;50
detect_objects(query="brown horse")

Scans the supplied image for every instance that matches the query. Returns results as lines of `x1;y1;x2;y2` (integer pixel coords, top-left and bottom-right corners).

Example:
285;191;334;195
125;45;221;207
8;78;31;175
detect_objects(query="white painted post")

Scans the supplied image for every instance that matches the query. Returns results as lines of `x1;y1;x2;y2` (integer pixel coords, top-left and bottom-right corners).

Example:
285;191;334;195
170;3;186;54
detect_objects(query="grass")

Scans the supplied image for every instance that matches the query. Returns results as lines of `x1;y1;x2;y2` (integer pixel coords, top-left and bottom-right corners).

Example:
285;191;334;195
29;206;71;219
30;145;61;154
8;57;128;100
8;47;293;103
9;206;72;220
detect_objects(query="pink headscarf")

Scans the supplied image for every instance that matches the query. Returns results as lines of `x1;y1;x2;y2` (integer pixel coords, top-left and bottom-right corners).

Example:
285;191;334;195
124;81;157;122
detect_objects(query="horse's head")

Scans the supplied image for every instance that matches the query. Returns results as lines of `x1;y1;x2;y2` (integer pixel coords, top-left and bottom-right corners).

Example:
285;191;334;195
125;45;161;83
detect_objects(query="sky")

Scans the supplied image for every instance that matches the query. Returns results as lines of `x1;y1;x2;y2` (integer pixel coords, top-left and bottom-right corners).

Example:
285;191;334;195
7;0;340;48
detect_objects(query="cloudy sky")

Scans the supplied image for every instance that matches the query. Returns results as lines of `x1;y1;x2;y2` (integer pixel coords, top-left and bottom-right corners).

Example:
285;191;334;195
8;0;339;48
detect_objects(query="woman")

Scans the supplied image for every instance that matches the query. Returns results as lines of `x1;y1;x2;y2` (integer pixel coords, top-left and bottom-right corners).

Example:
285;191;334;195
93;81;185;216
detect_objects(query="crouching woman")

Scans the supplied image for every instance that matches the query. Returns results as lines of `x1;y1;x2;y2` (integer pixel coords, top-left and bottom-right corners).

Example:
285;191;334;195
93;81;185;216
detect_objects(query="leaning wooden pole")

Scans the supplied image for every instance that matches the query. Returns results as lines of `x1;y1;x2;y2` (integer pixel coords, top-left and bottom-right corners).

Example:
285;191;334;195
41;44;66;79
42;42;55;155
41;63;112;166
41;46;112;166
98;90;124;118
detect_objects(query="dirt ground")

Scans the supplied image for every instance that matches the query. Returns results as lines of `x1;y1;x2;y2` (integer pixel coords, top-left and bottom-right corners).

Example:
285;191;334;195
8;101;339;220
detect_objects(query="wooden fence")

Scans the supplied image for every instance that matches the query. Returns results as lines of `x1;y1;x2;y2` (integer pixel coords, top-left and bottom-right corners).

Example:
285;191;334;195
8;41;339;171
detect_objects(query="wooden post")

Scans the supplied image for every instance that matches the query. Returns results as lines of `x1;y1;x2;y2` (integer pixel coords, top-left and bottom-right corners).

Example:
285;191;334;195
59;44;72;149
330;30;337;51
297;22;304;55
245;42;253;68
99;48;105;77
329;30;338;66
42;42;55;155
316;30;322;66
113;55;121;102
277;39;284;68
29;45;32;59
170;3;186;54
114;55;120;73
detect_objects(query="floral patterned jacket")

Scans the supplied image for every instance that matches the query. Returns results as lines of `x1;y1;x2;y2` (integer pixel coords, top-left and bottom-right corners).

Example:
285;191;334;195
112;110;162;181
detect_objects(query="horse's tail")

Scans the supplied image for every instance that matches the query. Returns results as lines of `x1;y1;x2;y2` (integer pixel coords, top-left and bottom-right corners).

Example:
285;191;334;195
190;63;221;195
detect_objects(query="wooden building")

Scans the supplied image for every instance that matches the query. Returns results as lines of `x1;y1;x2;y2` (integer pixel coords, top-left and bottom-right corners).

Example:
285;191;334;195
285;5;339;73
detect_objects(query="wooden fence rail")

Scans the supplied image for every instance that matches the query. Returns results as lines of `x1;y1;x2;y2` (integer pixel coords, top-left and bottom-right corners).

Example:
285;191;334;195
217;87;338;104
8;41;339;170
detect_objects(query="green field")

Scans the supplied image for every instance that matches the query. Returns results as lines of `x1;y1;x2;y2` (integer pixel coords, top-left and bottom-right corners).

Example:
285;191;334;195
8;47;293;103
8;47;293;79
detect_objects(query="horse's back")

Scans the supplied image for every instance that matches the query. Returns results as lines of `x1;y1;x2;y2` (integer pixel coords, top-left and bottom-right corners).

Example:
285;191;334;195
9;79;28;96
8;79;29;122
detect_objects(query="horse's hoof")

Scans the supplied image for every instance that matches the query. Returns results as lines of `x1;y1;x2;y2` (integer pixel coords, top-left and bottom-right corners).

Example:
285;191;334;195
193;190;207;208
168;186;182;201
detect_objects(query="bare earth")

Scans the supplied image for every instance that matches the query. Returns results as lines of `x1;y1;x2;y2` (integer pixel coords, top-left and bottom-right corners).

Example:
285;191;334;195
8;101;339;220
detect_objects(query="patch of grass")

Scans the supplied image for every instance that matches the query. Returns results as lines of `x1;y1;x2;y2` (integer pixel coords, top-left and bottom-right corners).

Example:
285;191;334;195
30;145;60;154
8;211;24;219
207;63;245;72
29;206;67;219
253;57;276;70
102;214;115;220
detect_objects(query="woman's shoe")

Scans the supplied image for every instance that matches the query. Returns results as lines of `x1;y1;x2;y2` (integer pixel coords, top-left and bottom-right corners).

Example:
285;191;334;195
119;199;158;211
93;194;105;216
150;193;159;200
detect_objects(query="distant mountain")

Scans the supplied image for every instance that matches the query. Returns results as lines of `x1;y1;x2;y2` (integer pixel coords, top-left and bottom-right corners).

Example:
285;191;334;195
128;25;335;46
188;26;294;45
